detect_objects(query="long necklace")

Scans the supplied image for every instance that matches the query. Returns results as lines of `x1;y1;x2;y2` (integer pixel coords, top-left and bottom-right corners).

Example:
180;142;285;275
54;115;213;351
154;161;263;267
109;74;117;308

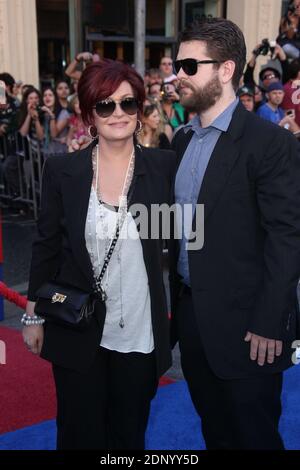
93;144;135;328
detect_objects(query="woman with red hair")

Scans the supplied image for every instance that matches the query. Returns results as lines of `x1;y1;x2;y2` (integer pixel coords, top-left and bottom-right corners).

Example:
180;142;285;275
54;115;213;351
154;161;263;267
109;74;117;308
23;60;176;450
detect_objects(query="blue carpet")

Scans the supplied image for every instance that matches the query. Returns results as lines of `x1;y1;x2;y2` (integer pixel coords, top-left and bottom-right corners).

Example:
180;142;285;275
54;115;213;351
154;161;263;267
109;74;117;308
0;365;299;450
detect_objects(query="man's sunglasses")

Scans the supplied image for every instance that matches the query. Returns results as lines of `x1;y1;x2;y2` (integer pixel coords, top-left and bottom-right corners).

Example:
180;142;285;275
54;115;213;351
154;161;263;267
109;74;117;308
173;58;219;76
262;74;276;81
93;97;138;118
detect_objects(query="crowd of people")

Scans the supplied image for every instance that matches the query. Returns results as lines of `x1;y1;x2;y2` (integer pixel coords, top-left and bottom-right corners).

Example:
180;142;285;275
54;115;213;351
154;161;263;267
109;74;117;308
1;0;300;210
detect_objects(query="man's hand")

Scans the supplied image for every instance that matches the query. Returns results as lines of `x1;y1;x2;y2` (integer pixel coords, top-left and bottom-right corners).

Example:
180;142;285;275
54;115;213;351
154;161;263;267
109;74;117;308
244;331;283;366
168;89;180;102
77;51;93;62
279;114;300;133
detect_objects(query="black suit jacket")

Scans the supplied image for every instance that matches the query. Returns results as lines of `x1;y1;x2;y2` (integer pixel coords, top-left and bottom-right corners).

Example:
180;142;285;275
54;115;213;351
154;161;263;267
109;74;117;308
169;102;300;379
27;140;176;377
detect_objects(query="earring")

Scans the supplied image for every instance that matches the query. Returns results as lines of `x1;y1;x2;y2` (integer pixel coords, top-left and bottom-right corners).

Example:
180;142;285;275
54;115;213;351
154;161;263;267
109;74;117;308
88;125;98;139
135;120;143;137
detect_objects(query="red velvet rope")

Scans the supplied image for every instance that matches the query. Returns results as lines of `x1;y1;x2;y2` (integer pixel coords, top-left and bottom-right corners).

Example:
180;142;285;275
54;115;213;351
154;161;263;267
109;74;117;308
0;282;27;310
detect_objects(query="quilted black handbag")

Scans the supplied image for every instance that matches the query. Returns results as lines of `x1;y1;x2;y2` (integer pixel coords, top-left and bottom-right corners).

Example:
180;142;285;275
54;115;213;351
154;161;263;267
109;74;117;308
34;216;122;330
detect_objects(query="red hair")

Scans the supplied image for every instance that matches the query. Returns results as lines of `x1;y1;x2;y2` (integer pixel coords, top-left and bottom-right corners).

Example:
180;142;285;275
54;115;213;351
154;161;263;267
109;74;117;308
78;60;145;125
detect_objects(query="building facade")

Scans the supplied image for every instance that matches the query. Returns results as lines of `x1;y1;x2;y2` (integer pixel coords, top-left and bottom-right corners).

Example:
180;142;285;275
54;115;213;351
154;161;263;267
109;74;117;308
0;0;284;87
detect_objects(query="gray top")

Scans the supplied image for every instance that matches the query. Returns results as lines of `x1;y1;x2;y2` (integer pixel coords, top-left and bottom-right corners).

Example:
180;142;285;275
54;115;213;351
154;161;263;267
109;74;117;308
175;98;239;285
43;109;70;157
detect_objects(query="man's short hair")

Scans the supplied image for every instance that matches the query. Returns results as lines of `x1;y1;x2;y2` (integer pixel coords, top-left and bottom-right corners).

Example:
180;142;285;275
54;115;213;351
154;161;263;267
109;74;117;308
178;17;246;91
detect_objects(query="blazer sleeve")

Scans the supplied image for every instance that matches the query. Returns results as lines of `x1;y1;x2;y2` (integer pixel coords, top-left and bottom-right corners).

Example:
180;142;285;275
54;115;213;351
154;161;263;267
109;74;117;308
248;130;300;339
27;158;63;301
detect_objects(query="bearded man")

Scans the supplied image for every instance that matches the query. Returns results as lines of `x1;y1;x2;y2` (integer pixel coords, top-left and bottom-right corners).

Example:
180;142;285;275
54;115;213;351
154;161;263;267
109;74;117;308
169;17;300;450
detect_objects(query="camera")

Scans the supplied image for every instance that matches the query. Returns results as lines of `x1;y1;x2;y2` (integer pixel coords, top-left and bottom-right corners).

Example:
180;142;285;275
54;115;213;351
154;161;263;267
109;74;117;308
253;38;276;57
35;105;45;118
161;83;176;100
160;90;172;100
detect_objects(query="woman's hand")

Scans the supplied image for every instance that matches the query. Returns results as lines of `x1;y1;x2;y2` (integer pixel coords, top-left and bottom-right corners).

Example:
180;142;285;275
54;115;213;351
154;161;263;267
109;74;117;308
41;105;54;118
28;103;39;120
69;135;92;152
22;324;44;355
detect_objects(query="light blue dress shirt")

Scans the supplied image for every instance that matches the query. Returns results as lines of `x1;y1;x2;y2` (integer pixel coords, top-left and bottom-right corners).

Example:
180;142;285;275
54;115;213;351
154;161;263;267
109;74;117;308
175;98;239;285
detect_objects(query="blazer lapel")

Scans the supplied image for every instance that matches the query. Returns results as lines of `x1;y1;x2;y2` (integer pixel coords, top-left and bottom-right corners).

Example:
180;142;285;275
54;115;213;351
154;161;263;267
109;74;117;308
60;141;147;289
61;141;96;289
194;102;248;224
127;144;146;208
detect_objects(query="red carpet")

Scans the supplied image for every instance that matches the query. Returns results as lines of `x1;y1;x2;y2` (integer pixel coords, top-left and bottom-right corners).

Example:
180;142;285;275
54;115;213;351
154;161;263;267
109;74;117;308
0;326;174;435
0;326;56;434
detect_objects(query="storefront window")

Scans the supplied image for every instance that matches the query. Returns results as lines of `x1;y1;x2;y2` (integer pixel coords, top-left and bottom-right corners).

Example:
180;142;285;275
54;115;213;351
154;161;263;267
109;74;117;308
181;0;224;29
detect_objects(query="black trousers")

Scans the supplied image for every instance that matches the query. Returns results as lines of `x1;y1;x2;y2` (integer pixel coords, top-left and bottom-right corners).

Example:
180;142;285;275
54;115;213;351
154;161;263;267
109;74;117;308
176;289;284;450
52;347;158;450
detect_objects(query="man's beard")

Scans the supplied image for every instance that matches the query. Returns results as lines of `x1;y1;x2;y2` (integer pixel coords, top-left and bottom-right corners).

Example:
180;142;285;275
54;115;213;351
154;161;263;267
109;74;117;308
179;74;223;113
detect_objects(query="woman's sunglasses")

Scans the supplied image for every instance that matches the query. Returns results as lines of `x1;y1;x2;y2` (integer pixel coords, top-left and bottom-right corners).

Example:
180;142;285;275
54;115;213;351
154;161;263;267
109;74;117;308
173;58;220;76
93;97;138;118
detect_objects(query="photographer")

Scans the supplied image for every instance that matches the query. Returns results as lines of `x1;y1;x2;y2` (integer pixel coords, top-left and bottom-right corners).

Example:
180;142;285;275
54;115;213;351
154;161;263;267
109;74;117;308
0;73;20;198
278;0;300;59
18;87;44;141
147;82;162;102
0;73;19;139
243;41;289;92
160;82;185;131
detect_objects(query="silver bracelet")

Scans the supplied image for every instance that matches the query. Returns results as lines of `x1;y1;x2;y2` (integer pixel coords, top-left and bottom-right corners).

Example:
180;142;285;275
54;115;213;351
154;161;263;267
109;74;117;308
21;313;45;326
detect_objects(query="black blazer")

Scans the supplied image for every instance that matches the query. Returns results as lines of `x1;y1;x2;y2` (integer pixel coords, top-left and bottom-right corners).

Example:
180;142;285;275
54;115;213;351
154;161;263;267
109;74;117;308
27;141;176;377
169;102;300;379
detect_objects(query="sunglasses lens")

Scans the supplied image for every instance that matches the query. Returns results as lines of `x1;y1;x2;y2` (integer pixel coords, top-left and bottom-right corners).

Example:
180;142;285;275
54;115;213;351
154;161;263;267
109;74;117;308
174;59;197;76
95;101;115;117
174;61;181;74
95;98;138;117
182;59;197;76
120;98;138;115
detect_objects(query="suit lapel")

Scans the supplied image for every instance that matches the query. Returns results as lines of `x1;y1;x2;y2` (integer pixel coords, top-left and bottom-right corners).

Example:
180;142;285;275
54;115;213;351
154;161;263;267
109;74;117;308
194;102;248;224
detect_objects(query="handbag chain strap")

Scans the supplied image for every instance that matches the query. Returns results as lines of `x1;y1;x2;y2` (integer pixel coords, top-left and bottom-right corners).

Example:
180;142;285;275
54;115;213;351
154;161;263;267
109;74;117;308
93;145;137;300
